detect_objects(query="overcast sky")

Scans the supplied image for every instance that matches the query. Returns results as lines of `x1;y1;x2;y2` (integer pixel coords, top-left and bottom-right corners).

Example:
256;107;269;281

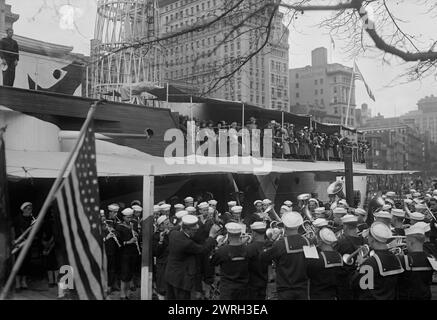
7;0;437;118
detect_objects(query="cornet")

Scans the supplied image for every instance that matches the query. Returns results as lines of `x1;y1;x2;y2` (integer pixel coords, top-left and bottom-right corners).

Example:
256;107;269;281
342;244;371;266
302;220;316;241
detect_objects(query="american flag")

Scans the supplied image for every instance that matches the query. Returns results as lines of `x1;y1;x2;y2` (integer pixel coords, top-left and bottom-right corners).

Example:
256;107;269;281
54;121;107;300
354;62;375;102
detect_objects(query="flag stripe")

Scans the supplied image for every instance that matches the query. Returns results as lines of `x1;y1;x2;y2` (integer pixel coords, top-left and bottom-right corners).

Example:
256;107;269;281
56;184;89;299
69;169;104;299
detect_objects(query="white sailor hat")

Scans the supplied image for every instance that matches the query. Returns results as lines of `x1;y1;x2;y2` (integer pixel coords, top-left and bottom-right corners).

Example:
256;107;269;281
341;214;358;224
433;190;437;196
20;202;32;211
208;200;218;206
182;215;199;227
225;222;243;234
153;205;160;213
250;221;267;231
381;204;392;211
410;189;417;194
280;205;290;212
373;211;392;219
108;203;119;211
132;205;143;212
175;210;189;219
231;206;243;214
413;192;421;197
409;211;425;221
313;218;329;228
284;200;293;207
131;200;142;206
386;191;396;197
156;215;168;226
254;200;263;206
338;199;349;207
405;224;425;236
208;207;215;214
122;208;134;216
228;201;237;207
184;197;194;202
369;222;392;243
262;199;272;205
414;221;431;233
404;198;413;205
385;198;395;205
186;206;197;214
160;204;171;211
333;207;347;215
319;228;337;245
354;208;367;216
198;202;209;209
414;203;427;211
314;207;326;214
413;198;423;204
174;204;185;210
281;212;303;229
391;208;405;218
309;198;319;205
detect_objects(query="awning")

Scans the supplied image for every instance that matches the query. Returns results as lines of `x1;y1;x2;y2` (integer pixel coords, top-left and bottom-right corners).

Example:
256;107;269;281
6;149;418;179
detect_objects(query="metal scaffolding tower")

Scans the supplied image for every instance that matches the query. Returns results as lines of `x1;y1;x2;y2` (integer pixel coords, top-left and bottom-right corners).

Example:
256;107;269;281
90;0;162;103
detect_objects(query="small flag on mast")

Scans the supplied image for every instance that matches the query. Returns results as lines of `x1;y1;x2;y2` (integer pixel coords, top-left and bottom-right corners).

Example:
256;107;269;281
354;62;375;101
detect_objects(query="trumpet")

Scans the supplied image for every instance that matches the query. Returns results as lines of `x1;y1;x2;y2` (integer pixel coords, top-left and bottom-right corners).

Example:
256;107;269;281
342;244;371;266
388;236;407;255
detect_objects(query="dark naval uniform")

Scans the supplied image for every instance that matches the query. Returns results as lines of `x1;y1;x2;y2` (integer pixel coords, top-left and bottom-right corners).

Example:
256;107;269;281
211;244;250;300
115;223;138;283
165;230;216;300
246;241;270;300
307;250;343;300
352;250;404;300
260;234;310;300
335;235;365;300
103;220;121;290
152;231;169;296
0;35;19;86
397;252;434;300
243;212;263;229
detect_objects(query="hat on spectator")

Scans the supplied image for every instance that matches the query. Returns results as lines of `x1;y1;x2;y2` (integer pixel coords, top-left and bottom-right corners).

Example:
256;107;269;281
374;211;392;219
20;202;32;211
122;208;134;217
175;210;189;220
370;222;392;243
282;212;303;229
182;215;198;227
108;203;119;211
156;215;168;226
409;211;425;221
319;228;337;245
391;209;405;218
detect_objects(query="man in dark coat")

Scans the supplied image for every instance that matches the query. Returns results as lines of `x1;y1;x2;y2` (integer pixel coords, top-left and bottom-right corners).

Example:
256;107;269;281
0;28;19;86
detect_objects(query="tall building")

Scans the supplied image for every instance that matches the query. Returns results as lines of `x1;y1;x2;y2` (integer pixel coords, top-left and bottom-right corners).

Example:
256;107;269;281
400;95;437;143
289;47;358;127
158;0;290;111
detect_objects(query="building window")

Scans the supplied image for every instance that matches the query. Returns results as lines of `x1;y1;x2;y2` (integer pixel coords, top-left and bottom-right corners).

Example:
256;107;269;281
320;79;324;84
320;89;324;94
296;92;299;98
315;79;318;85
295;73;299;79
315;89;318;95
295;83;299;89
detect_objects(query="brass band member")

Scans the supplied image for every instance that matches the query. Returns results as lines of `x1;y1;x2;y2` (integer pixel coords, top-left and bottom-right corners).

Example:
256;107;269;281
243;200;264;227
408;211;426;226
260;211;310;300
352;222;404;300
165;215;219;300
152;215;171;300
103;217;121;293
391;209;406;236
374;211;392;227
108;203;121;224
332;207;347;234
246;222;269;300
307;227;343;300
210;223;251;300
398;224;434;300
335;214;365;300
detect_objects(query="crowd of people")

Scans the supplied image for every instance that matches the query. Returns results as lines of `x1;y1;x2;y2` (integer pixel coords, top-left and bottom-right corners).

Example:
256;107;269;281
179;116;370;162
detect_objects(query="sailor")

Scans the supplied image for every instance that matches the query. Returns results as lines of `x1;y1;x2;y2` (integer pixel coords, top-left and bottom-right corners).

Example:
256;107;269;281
211;222;251;300
116;208;139;300
152;215;171;300
208;200;218;219
332;207;347;233
373;211;393;227
243;200;263;227
260;211;310;300
408;211;425;226
352;222;404;300
312;218;330;235
165;215;219;300
186;206;197;215
355;208;369;232
262;199;272;212
391;209;406;236
173;210;188;228
159;204;171;217
284;200;293;209
314;207;328;220
131;200;142;207
184;197;194;208
246;221;269;300
385;191;396;200
153;205;160;219
397;224;434;300
335;214;365;300
308;198;319;214
307;227;343;300
280;205;291;217
103;217;121;293
108;203;121;224
174;204;185;213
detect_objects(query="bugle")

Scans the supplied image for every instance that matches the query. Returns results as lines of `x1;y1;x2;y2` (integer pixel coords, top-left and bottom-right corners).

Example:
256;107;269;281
342;245;371;266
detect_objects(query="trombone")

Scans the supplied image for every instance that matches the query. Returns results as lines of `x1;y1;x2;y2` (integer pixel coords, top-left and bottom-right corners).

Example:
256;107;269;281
342;244;371;266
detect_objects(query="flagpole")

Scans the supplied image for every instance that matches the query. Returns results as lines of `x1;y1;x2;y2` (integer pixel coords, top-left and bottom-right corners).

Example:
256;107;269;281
345;60;356;127
0;100;104;300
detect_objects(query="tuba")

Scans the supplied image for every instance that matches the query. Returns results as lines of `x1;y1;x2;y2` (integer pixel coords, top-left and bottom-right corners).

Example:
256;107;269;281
298;194;313;222
301;220;316;240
